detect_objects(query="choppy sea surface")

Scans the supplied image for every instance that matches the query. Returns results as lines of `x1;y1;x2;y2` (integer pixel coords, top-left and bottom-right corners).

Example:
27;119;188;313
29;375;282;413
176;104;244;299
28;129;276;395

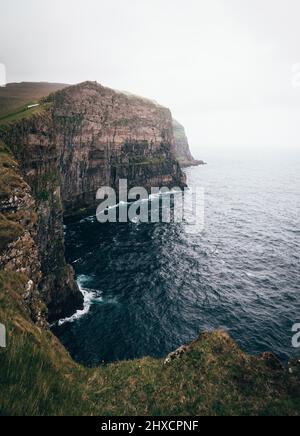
53;154;300;365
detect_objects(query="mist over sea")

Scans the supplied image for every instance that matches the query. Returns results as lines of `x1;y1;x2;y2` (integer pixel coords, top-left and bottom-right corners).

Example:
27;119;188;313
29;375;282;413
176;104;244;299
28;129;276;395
53;151;300;365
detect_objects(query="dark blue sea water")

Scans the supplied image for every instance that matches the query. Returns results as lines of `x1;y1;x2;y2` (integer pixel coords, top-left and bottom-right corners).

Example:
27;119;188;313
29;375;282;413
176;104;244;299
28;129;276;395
53;154;300;365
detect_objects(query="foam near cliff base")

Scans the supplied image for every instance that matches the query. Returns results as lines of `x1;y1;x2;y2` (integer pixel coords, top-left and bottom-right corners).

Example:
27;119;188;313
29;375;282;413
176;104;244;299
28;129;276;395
57;275;102;326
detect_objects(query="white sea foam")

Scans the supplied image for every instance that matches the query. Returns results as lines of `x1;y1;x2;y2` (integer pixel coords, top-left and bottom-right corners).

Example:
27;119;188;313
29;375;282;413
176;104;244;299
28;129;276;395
79;215;96;224
112;191;176;209
57;276;102;326
97;190;179;219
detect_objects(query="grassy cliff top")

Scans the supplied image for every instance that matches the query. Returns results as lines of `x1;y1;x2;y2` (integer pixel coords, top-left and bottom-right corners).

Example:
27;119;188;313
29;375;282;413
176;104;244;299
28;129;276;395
0;102;53;126
0;82;68;118
0;268;299;416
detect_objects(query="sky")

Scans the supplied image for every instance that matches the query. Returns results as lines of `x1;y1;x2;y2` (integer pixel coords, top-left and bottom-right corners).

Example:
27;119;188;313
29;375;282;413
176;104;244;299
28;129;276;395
1;0;300;159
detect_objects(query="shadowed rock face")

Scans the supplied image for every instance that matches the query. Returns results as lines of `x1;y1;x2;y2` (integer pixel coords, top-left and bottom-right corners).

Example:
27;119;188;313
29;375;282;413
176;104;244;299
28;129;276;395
0;140;83;323
173;119;205;167
0;81;186;322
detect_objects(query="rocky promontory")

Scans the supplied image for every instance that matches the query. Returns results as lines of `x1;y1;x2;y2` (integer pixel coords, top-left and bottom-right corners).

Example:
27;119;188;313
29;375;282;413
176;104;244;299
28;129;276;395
173;119;205;167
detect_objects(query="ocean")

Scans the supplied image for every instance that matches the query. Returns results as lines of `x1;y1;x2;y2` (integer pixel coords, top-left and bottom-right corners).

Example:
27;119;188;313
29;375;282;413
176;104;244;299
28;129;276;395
52;153;300;365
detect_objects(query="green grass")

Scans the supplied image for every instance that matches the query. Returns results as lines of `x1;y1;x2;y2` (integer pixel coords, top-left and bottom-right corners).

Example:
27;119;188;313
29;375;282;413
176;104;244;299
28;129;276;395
0;215;23;252
0;82;68;118
135;156;167;166
0;103;52;126
0;149;27;201
0;141;28;251
0;271;88;416
0;268;299;416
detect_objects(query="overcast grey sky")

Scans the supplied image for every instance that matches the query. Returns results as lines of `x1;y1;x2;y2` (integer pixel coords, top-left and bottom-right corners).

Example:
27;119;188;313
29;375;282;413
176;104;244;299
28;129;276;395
1;0;300;158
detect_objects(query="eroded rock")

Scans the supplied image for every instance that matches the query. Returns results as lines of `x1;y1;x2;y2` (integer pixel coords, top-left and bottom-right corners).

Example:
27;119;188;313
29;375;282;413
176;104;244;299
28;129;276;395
164;345;190;364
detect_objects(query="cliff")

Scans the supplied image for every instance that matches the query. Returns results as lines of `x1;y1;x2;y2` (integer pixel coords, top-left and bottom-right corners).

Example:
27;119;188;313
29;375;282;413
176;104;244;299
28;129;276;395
0;81;185;321
173;119;205;167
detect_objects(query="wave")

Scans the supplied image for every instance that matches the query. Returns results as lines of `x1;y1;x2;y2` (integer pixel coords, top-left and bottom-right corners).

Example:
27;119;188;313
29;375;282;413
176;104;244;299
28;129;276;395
79;215;96;224
57;276;102;326
81;190;184;223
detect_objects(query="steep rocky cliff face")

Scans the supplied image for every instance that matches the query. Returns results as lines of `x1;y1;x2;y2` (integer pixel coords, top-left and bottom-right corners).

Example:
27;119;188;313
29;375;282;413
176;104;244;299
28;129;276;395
0;139;82;323
173;119;205;167
48;82;186;214
0;140;45;325
0;81;186;322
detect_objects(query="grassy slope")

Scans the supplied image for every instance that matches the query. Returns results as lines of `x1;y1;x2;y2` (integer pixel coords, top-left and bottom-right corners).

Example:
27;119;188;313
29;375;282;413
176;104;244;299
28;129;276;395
0;141;27;251
0;140;85;415
0;103;54;126
0;267;299;416
0;270;87;416
0;82;68;119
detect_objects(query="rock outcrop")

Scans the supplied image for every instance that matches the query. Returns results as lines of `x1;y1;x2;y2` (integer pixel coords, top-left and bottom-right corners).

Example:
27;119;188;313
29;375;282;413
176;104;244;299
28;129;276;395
173;119;205;167
0;81;186;322
0;140;82;323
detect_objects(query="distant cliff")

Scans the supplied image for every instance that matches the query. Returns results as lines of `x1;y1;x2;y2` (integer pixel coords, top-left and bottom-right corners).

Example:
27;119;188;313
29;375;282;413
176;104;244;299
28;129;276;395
173;120;205;167
0;81;185;322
